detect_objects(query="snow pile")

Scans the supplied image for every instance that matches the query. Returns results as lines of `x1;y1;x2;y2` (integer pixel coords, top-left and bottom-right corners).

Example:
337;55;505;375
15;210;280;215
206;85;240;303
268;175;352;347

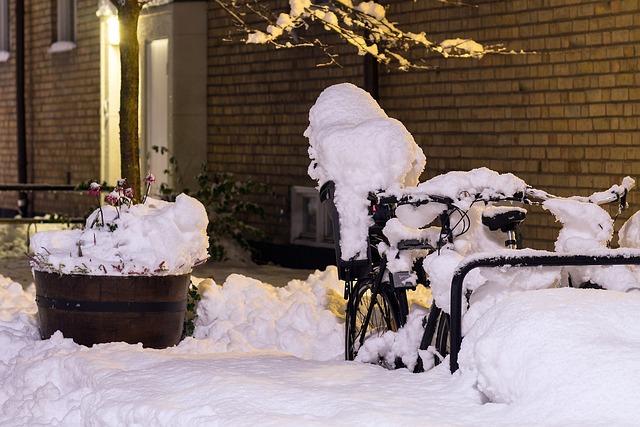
440;38;485;59
620;210;640;247
544;198;613;252
354;307;429;370
378;217;440;278
306;82;425;261
0;221;74;257
2;265;640;425
355;1;386;20
192;268;345;361
0;277;37;331
352;284;432;369
29;194;209;276
542;198;640;292
458;287;640;423
610;210;640;292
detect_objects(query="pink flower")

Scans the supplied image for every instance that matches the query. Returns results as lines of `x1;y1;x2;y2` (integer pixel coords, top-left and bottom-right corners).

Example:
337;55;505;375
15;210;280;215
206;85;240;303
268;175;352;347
105;191;119;206
124;187;134;198
88;182;101;196
116;178;126;189
145;173;156;184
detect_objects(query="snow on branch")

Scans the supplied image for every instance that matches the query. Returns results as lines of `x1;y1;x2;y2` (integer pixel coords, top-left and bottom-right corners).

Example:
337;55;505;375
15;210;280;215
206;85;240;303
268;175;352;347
110;0;154;6
213;0;515;70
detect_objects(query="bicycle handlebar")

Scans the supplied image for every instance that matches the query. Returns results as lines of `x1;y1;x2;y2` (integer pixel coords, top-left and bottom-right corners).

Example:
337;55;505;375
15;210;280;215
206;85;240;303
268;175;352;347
524;176;635;211
372;176;635;212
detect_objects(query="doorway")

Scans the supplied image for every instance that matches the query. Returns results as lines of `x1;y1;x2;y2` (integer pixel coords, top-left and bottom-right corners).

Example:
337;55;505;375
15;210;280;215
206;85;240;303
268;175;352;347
144;38;169;186
99;12;121;184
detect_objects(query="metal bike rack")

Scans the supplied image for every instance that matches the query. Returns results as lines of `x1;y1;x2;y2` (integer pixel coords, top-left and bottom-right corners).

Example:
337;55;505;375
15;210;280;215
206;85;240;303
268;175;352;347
449;249;640;373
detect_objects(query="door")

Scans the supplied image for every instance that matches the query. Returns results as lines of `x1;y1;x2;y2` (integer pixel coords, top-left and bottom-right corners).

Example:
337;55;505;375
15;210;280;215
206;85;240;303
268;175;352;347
144;38;170;188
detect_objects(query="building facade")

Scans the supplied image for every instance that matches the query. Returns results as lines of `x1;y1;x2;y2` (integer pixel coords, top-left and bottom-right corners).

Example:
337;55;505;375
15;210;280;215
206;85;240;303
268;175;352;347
0;0;638;265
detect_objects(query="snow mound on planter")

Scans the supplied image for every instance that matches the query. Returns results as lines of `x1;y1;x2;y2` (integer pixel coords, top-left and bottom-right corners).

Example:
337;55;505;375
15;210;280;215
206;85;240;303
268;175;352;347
29;194;209;276
305;82;426;261
458;287;640;423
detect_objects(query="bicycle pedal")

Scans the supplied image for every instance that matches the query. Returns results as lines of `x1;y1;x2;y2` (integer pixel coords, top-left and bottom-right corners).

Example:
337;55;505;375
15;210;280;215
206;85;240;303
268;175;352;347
392;271;416;288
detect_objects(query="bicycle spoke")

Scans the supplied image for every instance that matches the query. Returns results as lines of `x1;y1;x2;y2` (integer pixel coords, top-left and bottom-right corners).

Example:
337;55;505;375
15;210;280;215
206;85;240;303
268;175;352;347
345;277;403;361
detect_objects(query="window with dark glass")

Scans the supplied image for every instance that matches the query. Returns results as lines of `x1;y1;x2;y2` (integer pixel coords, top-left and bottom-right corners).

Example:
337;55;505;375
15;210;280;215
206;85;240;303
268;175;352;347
0;0;9;54
56;0;75;43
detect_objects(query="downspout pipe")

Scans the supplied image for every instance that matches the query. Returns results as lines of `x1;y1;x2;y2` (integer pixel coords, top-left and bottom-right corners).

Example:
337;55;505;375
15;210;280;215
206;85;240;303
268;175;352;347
363;30;379;101
16;0;28;216
363;52;378;101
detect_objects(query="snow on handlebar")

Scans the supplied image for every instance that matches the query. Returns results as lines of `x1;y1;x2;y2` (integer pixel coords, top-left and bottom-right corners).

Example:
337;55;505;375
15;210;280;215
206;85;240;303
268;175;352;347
374;174;635;212
525;176;635;211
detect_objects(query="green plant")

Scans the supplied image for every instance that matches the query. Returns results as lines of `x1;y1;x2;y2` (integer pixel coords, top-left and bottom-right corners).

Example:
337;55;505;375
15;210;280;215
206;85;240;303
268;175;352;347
194;168;272;261
153;146;273;262
151;146;187;197
181;280;201;339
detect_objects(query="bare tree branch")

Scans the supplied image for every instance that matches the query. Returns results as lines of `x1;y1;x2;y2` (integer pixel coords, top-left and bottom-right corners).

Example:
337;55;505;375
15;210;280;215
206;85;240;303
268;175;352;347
213;0;519;70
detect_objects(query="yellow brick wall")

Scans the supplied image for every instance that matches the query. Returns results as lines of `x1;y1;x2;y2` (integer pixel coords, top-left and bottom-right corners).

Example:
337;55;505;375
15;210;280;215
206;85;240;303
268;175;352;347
1;1;636;252
207;1;640;250
0;0;18;212
206;4;365;242
380;0;640;249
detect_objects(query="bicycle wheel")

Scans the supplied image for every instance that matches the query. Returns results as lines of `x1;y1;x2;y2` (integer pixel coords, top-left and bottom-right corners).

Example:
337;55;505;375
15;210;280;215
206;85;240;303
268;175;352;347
345;275;403;362
434;311;450;363
418;304;450;368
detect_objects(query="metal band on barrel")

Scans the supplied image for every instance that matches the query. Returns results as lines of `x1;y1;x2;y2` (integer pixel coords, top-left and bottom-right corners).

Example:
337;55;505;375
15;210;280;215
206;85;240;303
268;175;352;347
35;296;187;312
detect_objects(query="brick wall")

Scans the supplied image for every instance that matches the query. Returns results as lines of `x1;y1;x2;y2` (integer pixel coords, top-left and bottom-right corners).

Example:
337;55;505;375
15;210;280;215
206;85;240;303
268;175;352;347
0;0;17;212
379;0;640;249
25;0;101;216
0;0;101;217
208;0;640;251
206;4;365;244
1;1;635;252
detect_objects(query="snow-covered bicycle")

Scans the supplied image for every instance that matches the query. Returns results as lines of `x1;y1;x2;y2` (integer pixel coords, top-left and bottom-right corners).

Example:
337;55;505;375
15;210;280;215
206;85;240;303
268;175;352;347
306;82;640;371
321;168;534;364
321;168;635;369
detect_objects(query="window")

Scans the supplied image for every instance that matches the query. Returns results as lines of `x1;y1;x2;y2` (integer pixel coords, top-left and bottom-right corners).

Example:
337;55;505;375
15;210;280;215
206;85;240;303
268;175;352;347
50;0;76;52
57;0;75;42
0;0;8;61
290;186;334;247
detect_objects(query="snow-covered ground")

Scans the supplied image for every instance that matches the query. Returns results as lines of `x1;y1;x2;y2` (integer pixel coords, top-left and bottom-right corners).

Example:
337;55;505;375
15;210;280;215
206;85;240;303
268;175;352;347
2;265;640;426
3;82;640;425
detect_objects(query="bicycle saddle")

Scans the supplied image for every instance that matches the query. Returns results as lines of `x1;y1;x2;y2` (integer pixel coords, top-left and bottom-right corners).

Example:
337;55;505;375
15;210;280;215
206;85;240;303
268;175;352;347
481;206;526;232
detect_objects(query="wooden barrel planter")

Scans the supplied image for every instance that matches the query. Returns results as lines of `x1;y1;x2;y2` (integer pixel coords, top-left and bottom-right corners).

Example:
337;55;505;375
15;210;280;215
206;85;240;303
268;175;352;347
34;271;190;349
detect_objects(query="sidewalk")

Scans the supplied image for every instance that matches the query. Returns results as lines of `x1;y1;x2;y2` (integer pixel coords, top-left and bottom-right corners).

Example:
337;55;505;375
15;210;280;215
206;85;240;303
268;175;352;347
0;257;318;289
0;257;34;287
191;260;318;287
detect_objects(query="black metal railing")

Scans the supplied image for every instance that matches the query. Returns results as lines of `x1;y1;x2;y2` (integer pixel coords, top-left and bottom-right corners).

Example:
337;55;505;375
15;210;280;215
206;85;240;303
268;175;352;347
449;249;640;373
0;184;87;224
